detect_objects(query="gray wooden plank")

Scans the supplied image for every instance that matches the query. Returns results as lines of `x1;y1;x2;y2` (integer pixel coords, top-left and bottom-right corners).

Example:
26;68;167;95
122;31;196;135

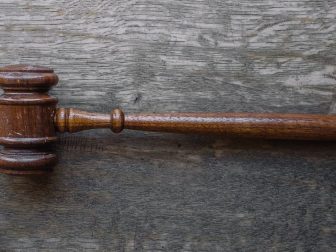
0;0;335;251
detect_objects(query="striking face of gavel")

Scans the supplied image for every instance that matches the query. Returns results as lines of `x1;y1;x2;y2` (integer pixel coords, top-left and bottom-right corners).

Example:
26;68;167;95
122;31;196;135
0;64;335;175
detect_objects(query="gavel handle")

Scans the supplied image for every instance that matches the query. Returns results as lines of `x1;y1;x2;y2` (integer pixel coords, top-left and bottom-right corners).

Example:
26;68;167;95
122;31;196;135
55;108;336;140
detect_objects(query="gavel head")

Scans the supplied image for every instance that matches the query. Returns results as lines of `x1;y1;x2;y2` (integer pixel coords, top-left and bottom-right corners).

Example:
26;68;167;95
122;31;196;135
0;65;58;175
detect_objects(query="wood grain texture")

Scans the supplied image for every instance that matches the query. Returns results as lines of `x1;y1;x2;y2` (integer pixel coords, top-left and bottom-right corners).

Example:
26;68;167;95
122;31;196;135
0;0;335;251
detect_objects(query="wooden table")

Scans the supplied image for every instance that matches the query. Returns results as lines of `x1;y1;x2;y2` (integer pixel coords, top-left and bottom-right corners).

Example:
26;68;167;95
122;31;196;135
0;0;335;251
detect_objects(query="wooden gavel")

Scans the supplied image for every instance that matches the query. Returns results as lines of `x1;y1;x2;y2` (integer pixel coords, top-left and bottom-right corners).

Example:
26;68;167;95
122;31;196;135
0;64;335;175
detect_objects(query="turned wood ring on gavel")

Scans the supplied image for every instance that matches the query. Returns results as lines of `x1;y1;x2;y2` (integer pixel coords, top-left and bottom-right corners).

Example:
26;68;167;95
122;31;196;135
0;64;336;175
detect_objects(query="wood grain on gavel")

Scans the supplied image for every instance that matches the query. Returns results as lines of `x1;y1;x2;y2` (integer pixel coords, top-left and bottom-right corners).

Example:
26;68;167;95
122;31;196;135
0;64;336;175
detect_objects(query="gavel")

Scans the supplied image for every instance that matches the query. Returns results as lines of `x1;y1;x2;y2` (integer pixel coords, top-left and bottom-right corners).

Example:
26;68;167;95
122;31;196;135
0;64;335;175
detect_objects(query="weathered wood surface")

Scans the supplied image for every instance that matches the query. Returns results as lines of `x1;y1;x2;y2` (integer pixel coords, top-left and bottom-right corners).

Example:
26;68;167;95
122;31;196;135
0;0;335;251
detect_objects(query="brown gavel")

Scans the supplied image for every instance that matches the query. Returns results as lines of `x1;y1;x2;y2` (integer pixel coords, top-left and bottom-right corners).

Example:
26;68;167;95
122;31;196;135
0;64;335;175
